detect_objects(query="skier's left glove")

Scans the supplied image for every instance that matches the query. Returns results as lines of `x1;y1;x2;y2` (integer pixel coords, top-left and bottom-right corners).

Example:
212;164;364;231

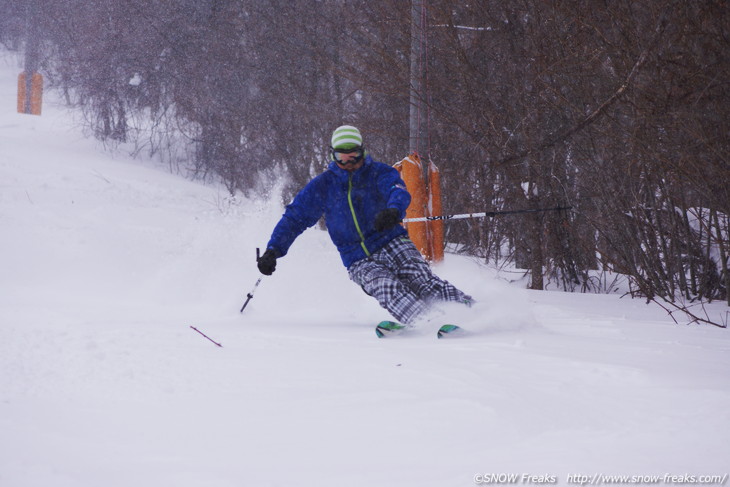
257;248;278;276
374;208;401;232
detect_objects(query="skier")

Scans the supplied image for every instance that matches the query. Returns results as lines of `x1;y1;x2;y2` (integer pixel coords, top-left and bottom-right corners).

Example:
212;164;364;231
257;125;473;326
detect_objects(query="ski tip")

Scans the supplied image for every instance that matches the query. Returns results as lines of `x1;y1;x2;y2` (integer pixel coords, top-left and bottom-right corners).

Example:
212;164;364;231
437;324;465;339
376;320;406;338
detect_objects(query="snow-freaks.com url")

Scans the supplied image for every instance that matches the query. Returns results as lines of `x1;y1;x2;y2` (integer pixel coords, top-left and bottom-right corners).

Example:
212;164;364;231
472;473;728;485
565;474;729;485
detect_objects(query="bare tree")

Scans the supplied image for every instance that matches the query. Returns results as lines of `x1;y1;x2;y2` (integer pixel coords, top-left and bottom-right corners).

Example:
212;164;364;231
5;0;727;315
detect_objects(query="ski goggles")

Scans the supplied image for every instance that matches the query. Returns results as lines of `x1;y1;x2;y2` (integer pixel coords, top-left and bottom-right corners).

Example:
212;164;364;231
331;146;364;164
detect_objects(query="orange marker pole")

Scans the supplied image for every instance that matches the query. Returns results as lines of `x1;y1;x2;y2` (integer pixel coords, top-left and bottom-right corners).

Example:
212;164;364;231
428;161;444;262
395;152;432;260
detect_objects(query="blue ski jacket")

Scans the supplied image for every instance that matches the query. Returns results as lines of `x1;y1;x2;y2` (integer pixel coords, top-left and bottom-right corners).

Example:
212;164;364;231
266;154;411;268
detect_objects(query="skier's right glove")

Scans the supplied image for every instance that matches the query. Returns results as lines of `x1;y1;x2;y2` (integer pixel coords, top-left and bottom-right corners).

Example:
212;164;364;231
257;248;278;276
374;208;402;232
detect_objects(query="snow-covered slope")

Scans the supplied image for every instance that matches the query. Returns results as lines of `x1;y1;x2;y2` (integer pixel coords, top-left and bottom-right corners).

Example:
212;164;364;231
1;51;729;487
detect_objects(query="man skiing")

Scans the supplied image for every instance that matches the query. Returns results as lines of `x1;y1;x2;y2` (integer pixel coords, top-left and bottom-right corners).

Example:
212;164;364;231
257;125;472;326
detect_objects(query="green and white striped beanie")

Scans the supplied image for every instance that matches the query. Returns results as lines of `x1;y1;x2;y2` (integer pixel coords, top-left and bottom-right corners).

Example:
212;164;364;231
331;125;363;150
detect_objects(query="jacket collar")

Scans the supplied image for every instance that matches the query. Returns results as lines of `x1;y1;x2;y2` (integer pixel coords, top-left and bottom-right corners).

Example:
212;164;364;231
328;154;373;180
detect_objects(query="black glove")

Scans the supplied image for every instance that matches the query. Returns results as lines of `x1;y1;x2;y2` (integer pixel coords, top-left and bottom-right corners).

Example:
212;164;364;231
257;248;278;276
374;208;401;232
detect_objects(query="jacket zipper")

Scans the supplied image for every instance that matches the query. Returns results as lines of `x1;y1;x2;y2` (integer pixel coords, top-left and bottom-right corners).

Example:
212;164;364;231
347;173;371;257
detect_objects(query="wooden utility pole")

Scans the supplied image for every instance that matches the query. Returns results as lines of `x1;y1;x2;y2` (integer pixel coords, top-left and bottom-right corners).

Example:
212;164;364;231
18;0;43;115
409;0;426;155
404;1;444;262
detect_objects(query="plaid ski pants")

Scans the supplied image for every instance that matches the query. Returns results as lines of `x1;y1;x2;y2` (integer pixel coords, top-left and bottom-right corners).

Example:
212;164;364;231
347;237;471;324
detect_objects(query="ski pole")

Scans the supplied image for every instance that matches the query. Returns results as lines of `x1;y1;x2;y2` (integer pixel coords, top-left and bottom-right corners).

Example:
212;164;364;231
240;248;263;313
190;326;223;347
402;205;572;223
240;276;262;313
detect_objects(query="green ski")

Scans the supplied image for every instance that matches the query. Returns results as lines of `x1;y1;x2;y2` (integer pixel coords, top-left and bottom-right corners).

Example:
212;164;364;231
437;324;465;338
375;320;408;338
375;321;466;338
